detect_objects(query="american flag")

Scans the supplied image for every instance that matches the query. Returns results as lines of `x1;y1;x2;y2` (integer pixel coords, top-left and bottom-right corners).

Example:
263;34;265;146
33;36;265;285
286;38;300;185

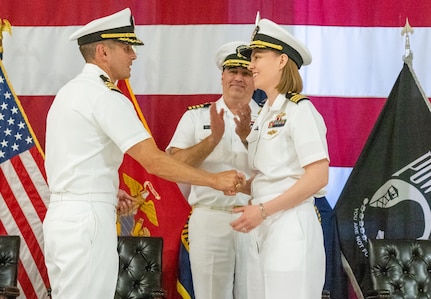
0;59;50;298
3;2;431;211
2;1;431;298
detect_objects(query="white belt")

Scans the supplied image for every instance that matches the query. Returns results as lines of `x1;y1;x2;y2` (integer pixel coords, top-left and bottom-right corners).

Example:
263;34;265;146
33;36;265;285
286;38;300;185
50;193;117;205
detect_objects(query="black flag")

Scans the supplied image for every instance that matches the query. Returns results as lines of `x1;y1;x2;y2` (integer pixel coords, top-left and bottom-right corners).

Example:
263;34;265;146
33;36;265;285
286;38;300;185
334;63;431;297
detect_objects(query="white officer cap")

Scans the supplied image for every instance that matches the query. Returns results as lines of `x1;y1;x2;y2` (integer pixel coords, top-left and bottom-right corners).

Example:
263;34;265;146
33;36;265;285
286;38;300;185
215;41;251;71
238;18;311;69
69;8;144;46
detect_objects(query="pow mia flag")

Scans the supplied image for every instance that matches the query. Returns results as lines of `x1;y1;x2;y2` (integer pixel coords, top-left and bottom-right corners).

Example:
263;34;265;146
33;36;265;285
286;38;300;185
334;63;431;297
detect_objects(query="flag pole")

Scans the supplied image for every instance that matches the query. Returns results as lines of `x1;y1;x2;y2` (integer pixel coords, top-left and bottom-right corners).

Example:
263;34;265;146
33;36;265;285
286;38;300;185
401;18;414;66
0;18;12;59
400;18;431;112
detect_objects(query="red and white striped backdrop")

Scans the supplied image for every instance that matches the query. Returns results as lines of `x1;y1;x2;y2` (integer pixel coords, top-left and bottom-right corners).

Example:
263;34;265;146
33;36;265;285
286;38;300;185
0;0;431;298
1;2;431;297
4;1;431;207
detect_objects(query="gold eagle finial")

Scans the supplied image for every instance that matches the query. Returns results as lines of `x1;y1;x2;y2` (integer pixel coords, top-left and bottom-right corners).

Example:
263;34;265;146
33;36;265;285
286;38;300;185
0;19;12;56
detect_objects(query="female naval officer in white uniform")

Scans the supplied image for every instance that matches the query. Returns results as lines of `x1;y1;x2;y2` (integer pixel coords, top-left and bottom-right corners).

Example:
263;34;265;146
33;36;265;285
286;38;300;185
230;17;329;299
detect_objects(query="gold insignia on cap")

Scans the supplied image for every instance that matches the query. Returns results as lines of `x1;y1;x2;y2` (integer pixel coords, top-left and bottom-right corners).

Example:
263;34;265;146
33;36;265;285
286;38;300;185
70;8;144;46
118;38;141;44
251;40;283;51
216;42;250;71
101;32;137;39
100;75;122;94
236;45;249;59
222;59;250;68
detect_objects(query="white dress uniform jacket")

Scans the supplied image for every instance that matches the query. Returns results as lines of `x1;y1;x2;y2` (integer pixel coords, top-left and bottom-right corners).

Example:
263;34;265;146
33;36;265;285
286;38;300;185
246;93;329;299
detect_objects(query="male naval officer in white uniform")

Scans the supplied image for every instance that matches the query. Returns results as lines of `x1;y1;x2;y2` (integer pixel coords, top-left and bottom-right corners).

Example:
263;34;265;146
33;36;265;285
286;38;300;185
43;8;243;299
166;41;260;299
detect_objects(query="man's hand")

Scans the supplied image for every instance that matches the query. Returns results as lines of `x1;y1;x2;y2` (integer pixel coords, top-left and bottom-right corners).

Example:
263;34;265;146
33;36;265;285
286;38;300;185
213;170;246;196
116;189;137;216
208;102;225;145
168;102;225;168
233;103;252;143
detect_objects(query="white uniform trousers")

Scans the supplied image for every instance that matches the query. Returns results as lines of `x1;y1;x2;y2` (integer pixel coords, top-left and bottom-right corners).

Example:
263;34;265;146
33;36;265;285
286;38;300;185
247;200;325;299
43;193;118;299
189;206;249;299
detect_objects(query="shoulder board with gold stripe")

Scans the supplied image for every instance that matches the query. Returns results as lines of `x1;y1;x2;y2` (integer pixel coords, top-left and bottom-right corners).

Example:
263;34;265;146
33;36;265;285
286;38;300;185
286;92;309;104
187;102;211;110
100;75;122;94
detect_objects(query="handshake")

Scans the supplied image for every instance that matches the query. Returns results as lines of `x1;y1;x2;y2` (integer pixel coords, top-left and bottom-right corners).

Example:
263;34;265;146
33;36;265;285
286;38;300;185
212;170;250;196
116;169;249;216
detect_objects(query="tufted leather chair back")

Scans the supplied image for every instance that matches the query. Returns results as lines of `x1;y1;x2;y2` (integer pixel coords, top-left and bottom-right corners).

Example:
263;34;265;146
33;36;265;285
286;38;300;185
0;235;20;298
115;236;166;299
368;239;431;299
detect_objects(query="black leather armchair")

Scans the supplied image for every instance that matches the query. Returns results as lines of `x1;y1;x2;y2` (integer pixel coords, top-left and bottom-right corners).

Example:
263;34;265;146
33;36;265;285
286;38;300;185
367;239;431;299
0;235;20;299
115;236;166;299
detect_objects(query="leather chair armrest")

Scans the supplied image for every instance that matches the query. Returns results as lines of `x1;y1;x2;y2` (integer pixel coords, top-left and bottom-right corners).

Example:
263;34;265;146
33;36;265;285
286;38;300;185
365;289;392;299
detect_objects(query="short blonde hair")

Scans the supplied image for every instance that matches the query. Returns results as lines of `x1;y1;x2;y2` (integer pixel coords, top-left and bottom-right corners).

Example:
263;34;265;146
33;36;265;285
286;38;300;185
276;57;303;94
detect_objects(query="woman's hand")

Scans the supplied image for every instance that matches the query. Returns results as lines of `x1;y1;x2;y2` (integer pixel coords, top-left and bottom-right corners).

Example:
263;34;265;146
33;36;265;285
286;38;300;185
230;204;265;233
